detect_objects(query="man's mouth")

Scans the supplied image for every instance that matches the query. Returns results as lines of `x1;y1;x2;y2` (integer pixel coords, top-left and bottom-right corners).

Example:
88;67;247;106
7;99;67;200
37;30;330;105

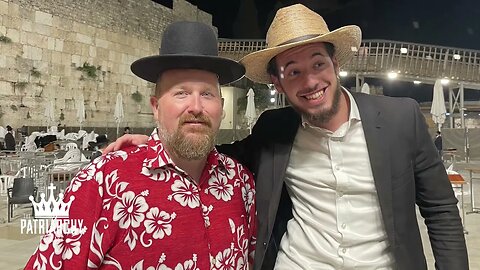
303;88;326;100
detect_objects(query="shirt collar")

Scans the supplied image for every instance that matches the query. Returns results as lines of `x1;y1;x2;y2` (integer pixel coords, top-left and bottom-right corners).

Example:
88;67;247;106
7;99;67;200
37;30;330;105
301;88;362;135
144;128;226;171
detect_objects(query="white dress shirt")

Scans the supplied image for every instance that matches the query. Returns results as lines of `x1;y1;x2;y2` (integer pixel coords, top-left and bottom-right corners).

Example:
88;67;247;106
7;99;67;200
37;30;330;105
275;91;394;270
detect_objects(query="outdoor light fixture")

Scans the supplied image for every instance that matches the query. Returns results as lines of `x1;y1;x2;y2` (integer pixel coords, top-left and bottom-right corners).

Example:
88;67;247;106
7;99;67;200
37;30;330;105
400;48;408;54
270;90;276;95
453;54;461;60
440;78;450;85
387;72;398;79
413;80;421;84
270;97;276;103
339;71;348;77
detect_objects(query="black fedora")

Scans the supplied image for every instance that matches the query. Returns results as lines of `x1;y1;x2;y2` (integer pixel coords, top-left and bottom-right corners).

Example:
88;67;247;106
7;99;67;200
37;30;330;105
131;21;245;85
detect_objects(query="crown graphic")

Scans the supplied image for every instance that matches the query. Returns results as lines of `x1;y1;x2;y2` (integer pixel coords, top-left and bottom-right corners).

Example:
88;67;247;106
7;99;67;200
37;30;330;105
29;183;75;219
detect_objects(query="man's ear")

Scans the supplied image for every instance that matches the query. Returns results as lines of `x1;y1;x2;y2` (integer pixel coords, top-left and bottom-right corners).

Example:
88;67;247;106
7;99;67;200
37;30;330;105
270;75;284;94
150;96;159;120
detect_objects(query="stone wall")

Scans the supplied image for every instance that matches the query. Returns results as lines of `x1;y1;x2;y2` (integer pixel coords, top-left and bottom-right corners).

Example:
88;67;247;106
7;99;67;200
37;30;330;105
0;0;213;130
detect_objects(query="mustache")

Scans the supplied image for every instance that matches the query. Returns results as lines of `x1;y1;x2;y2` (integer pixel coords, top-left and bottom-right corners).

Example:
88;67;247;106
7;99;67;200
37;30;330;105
179;114;212;128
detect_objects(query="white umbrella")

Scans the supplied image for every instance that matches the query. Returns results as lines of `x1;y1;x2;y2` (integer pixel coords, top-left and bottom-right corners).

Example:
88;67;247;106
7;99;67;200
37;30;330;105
245;88;257;133
114;93;124;137
76;93;86;130
430;79;447;130
361;82;370;94
44;100;55;128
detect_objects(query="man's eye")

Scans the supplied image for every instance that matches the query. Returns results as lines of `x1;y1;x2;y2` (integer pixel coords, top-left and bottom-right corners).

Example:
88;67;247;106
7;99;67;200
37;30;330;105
202;92;213;97
314;62;324;68
287;70;300;77
175;91;188;96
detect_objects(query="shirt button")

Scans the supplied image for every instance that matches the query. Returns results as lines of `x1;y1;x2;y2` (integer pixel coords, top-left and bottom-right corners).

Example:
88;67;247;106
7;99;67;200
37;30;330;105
263;242;267;246
341;223;346;229
338;192;344;197
342;248;347;254
335;165;340;171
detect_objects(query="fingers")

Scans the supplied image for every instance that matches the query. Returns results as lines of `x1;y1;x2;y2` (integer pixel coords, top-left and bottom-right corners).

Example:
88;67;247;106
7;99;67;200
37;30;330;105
101;134;149;154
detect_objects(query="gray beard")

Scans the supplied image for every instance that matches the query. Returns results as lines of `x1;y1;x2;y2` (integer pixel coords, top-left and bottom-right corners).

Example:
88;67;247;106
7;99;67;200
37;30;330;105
158;124;216;160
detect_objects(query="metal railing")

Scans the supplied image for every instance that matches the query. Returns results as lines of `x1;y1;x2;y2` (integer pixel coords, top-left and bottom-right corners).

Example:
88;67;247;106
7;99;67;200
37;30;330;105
218;39;480;87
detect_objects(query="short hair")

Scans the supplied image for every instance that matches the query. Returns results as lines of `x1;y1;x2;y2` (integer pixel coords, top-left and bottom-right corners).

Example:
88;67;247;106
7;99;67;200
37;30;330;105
6;125;12;131
267;42;336;77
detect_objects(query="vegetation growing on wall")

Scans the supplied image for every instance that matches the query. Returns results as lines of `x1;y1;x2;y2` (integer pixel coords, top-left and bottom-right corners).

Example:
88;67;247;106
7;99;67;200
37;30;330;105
77;62;101;79
0;35;12;43
30;67;41;78
131;90;143;103
16;81;28;89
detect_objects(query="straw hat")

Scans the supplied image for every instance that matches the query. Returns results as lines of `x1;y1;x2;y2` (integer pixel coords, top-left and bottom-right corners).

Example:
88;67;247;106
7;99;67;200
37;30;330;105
240;4;362;84
131;21;245;85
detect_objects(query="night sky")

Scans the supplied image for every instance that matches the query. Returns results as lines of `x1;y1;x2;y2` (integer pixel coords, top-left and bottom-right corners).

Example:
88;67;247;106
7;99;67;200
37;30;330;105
154;0;480;102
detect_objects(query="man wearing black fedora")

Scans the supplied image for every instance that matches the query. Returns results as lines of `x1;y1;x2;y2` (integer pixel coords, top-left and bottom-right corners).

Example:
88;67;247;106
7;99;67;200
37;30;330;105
106;4;468;270
25;21;256;270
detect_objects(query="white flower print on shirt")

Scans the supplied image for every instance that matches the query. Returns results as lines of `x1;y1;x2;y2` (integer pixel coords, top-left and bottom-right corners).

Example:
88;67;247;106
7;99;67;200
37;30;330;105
168;179;200;208
214;246;235;270
144;207;177;239
205;173;234;201
52;231;82;260
113;190;149;229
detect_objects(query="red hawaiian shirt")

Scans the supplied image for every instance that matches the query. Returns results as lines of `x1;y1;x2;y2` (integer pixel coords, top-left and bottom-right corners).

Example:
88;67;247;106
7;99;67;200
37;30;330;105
25;129;256;270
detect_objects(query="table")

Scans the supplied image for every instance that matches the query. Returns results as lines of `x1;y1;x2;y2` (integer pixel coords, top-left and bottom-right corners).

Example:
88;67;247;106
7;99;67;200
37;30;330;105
457;164;480;215
448;174;468;234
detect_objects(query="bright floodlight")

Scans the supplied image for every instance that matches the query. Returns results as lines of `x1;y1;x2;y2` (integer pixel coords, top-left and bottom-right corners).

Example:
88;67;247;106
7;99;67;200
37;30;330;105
339;71;348;77
413;80;421;84
453;54;461;60
440;78;450;85
387;72;398;79
400;48;408;54
270;97;276;103
270;90;276;96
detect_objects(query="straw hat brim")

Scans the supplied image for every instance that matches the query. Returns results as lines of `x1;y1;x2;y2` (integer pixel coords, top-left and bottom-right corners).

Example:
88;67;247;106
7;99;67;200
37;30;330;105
240;25;361;84
131;55;245;85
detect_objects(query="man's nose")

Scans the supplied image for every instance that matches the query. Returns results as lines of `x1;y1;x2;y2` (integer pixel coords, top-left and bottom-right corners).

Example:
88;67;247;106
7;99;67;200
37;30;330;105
187;94;203;115
303;73;319;90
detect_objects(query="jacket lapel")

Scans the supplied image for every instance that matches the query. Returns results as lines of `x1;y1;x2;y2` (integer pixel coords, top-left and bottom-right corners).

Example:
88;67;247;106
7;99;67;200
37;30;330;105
269;108;300;227
353;93;395;247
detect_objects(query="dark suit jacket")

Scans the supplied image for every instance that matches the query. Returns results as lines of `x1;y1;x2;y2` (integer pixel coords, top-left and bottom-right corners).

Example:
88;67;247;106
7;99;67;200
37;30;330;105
218;93;468;270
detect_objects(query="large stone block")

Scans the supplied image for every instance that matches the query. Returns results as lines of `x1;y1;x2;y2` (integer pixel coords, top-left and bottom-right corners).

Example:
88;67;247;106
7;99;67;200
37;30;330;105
22;45;42;61
35;10;53;26
6;28;19;42
0;80;13;95
0;1;8;15
76;33;92;44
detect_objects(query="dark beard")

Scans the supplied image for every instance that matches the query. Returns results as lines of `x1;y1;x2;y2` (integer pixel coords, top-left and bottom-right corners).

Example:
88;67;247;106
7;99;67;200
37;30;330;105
304;83;342;127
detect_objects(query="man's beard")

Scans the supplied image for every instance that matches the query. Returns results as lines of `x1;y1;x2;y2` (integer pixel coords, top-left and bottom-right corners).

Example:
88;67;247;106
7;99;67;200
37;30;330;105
159;114;217;160
300;82;342;127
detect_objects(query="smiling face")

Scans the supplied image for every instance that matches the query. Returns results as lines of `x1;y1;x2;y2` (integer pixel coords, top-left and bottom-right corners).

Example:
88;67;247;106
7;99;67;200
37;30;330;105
151;69;223;160
271;42;348;130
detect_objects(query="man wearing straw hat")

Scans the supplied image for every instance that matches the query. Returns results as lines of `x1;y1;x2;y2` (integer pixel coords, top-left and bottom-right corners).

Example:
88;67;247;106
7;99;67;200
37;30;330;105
106;4;467;270
25;21;256;270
